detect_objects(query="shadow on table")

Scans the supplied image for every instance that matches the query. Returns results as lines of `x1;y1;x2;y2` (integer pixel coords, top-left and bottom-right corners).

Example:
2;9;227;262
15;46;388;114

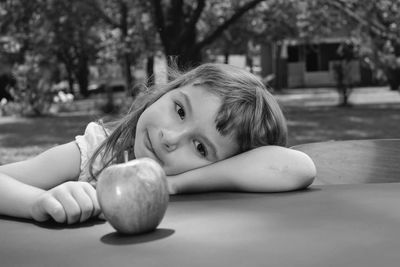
101;228;175;245
0;215;106;230
170;188;318;202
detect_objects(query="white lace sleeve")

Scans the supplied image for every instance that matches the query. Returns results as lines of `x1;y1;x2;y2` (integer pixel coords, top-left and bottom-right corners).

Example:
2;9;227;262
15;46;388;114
75;122;109;186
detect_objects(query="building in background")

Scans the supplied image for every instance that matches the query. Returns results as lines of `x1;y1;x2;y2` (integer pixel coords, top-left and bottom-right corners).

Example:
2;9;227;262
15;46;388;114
261;37;373;89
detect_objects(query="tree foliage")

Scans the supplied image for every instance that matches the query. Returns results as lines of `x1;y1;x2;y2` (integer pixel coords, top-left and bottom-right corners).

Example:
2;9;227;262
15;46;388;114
46;0;101;97
299;0;400;90
148;0;266;69
1;0;399;116
0;0;101;98
84;0;149;96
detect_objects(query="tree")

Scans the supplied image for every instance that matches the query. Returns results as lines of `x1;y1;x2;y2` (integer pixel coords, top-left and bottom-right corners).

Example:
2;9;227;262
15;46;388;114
333;40;358;106
323;0;400;91
84;0;152;97
203;2;259;64
0;0;47;63
257;0;301;90
0;0;56;115
149;0;266;70
360;0;400;91
45;0;101;97
138;8;160;87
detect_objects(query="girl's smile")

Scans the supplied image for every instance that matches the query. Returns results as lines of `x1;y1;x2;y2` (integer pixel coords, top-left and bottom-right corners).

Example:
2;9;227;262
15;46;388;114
144;129;163;165
134;83;239;175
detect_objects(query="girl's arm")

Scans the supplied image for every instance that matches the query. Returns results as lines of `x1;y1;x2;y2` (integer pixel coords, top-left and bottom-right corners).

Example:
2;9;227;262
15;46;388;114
0;142;100;222
0;142;81;190
168;146;316;194
0;174;45;219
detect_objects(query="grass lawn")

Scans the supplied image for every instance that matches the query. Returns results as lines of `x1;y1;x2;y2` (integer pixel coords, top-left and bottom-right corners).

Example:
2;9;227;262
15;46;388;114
1;86;400;165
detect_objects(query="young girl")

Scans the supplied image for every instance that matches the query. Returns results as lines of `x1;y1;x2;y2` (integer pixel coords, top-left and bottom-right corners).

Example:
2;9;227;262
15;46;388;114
0;63;316;224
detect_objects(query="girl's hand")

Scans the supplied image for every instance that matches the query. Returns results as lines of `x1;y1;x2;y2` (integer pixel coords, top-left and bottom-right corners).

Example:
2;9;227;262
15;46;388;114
30;181;101;224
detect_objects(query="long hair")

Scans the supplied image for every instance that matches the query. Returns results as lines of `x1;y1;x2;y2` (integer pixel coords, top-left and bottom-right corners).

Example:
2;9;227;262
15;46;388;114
88;63;287;180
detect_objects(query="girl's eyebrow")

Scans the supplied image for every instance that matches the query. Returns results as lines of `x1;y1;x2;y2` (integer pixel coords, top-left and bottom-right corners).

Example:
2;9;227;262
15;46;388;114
179;91;219;160
179;91;192;115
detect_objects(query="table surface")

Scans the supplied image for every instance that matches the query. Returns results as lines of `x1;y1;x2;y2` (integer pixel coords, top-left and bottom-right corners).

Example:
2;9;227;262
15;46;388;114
2;183;400;267
292;139;400;185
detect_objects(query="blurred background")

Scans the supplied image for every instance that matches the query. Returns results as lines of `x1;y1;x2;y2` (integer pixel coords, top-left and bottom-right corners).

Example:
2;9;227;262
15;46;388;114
0;0;399;164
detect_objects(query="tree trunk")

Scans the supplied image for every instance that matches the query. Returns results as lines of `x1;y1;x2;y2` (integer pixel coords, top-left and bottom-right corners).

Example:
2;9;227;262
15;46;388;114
151;0;264;71
75;55;89;97
386;67;400;91
57;51;75;95
334;61;353;107
119;0;134;96
65;66;75;95
122;56;133;94
146;55;155;87
274;44;283;91
224;52;229;64
165;25;202;70
339;87;349;106
247;55;254;73
177;49;202;70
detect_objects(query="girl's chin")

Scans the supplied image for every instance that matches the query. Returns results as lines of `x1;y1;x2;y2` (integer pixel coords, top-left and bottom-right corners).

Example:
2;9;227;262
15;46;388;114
135;145;161;166
132;144;145;160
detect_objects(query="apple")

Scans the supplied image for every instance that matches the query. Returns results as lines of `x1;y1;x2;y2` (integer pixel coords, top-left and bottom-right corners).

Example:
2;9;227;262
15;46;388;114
96;157;169;234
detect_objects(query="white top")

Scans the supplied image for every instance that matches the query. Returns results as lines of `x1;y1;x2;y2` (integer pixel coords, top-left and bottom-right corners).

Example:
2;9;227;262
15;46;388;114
75;122;111;186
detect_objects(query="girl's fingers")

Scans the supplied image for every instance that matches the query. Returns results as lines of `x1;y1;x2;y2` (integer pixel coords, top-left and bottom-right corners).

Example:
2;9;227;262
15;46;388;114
71;188;94;223
35;182;101;224
42;196;66;223
55;193;81;224
82;183;101;217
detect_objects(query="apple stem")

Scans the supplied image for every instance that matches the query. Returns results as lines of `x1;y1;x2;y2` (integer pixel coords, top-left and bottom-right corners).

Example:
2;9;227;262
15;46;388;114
124;150;129;163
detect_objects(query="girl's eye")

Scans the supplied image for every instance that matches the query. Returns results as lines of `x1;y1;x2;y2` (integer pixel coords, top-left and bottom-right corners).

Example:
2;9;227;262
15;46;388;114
194;140;207;157
175;103;185;120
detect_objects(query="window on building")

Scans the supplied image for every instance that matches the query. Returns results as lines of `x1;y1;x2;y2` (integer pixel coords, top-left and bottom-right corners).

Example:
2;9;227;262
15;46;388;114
305;43;341;72
306;44;320;71
288;46;299;62
287;45;305;63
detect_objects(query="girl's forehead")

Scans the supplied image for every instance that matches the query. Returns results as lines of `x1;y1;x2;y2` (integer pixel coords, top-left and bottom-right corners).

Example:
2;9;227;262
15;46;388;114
173;83;220;99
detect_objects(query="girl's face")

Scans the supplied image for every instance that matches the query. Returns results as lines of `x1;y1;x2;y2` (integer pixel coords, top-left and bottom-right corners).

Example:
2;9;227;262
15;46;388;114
134;84;239;175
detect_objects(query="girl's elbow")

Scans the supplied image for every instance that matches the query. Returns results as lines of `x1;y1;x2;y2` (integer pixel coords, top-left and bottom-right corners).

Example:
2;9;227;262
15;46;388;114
292;152;316;190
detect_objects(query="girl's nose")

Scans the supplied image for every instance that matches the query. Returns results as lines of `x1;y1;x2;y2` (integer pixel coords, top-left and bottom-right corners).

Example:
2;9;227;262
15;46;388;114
160;128;184;152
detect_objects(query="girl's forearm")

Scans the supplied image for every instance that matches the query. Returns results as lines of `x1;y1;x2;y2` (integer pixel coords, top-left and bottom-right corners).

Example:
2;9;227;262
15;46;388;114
0;173;44;219
171;146;316;194
168;161;232;194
